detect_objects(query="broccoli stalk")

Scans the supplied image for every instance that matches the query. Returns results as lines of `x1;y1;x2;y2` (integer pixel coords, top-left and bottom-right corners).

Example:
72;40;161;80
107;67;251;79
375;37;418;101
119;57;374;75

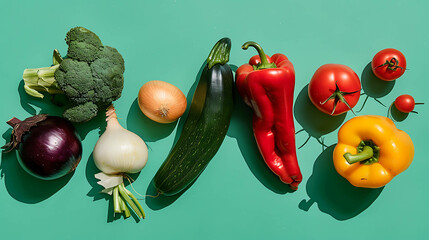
23;50;64;98
21;27;125;123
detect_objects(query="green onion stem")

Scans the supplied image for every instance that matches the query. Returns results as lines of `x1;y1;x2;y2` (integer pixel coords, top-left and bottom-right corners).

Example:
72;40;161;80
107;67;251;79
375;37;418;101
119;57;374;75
113;186;121;214
123;184;146;219
119;196;131;219
118;183;144;219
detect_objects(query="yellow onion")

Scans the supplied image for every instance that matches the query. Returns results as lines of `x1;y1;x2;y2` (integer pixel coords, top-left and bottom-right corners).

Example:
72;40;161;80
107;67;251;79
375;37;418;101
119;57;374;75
138;80;187;123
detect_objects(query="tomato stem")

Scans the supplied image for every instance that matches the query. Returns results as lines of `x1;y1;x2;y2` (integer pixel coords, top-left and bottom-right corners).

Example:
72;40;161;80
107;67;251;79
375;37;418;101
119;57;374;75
376;57;405;71
319;82;360;115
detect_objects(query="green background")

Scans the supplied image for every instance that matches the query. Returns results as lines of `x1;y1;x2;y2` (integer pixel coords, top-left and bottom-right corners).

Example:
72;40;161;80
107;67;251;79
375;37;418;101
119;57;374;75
1;0;428;239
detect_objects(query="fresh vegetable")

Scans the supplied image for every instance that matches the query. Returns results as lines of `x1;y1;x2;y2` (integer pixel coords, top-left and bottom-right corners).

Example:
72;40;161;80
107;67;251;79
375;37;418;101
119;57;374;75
371;48;406;81
2;115;82;180
93;105;148;219
22;27;125;123
153;38;234;196
308;64;361;116
235;41;301;190
138;80;187;123
333;115;414;188
392;94;423;113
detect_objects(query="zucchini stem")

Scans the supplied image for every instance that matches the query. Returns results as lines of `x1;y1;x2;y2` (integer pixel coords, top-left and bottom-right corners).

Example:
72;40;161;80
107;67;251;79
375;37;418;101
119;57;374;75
207;38;231;69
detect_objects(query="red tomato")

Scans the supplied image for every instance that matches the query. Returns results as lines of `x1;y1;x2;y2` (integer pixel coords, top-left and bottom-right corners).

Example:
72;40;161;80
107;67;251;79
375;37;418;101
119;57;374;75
394;94;415;113
371;48;406;81
308;64;361;116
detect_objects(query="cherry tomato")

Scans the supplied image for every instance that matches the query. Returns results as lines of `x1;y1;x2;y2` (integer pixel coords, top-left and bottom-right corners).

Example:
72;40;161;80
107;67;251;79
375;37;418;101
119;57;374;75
371;48;406;81
394;94;415;113
308;64;361;116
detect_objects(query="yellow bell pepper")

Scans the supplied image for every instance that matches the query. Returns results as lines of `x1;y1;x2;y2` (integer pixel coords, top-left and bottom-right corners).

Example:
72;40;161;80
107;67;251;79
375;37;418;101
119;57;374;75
333;115;414;188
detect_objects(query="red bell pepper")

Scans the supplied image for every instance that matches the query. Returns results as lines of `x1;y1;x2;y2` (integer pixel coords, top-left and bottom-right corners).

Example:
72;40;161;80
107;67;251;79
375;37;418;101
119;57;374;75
236;41;302;190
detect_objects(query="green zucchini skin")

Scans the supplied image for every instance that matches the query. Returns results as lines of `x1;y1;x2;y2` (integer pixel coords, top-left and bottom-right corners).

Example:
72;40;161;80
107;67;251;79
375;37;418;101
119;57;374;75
154;39;233;196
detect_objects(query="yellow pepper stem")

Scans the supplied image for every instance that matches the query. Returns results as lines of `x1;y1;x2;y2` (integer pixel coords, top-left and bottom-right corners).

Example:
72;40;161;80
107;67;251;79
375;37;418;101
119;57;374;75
343;140;380;165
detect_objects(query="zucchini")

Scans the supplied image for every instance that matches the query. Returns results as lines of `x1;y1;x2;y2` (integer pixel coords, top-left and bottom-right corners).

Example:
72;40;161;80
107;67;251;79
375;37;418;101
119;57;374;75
153;38;234;196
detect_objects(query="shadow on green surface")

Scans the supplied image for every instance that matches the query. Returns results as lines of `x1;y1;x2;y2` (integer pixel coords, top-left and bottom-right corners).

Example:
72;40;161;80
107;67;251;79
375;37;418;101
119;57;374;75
229;64;238;72
170;61;205;146
85;152;142;222
85;153;117;222
86;153;108;201
18;80;66;117
389;104;409;122
361;62;396;98
227;88;294;194
357;62;395;112
299;145;383;220
0;129;73;203
126;98;177;143
145;179;189;210
294;85;347;149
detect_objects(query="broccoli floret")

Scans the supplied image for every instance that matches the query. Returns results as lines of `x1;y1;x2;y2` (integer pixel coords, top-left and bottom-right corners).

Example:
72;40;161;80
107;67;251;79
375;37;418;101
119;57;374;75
90;46;125;103
54;58;94;104
22;27;125;123
63;102;98;123
66;27;103;62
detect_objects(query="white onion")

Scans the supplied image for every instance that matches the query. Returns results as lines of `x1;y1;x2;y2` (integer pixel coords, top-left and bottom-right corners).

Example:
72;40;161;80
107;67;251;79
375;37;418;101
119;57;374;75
92;105;148;220
93;108;148;174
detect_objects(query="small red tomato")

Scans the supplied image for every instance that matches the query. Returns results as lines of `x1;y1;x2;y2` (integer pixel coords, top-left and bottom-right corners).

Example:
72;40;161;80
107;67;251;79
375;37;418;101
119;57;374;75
394;94;415;113
371;48;406;81
308;64;361;116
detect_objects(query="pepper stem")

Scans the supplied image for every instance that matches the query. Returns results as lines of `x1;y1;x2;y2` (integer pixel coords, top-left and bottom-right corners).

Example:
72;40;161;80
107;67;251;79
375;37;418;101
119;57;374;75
206;38;231;69
242;41;277;70
344;146;374;164
343;140;380;165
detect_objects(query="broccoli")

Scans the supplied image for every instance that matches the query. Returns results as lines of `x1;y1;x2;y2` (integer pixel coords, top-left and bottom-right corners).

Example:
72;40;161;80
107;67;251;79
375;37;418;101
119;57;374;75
22;27;125;123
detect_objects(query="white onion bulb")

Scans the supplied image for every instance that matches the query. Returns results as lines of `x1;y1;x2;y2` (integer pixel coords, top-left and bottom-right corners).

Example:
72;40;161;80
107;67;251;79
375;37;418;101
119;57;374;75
93;106;148;174
92;105;148;220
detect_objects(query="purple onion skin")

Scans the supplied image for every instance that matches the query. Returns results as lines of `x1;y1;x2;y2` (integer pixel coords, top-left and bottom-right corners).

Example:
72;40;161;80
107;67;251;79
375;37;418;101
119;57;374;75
17;116;82;180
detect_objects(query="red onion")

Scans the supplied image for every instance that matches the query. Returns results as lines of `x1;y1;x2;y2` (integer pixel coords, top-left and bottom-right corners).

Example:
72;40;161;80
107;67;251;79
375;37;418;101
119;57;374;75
2;114;82;180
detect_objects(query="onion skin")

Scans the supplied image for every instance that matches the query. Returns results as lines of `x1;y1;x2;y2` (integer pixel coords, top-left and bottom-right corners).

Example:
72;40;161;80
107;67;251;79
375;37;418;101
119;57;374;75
16;116;82;180
93;122;148;175
138;80;187;123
